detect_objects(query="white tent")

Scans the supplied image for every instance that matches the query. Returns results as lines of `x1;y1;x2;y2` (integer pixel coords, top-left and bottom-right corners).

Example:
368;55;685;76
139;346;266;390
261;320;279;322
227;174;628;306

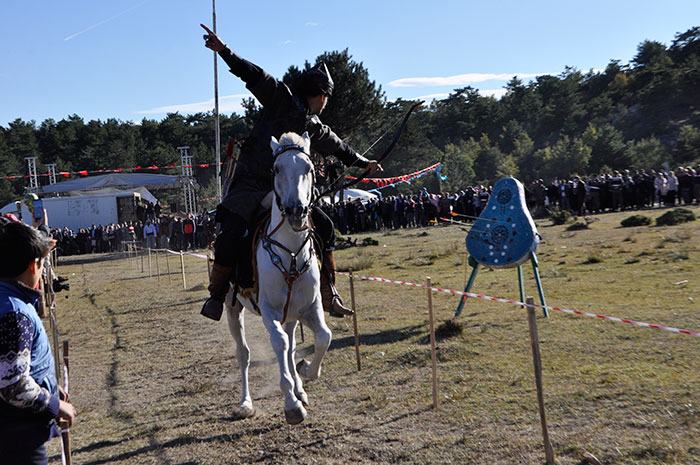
320;188;378;204
68;186;159;205
40;172;179;194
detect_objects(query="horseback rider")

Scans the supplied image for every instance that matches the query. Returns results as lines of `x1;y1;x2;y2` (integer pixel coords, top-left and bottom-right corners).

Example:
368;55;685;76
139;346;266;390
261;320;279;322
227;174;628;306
200;24;382;321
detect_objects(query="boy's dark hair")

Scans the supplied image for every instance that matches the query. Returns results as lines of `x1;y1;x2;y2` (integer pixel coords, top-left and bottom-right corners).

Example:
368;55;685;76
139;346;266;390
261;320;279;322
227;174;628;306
0;222;53;278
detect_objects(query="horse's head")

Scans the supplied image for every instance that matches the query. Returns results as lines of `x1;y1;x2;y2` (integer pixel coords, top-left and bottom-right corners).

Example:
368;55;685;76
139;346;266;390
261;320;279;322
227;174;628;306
270;132;315;231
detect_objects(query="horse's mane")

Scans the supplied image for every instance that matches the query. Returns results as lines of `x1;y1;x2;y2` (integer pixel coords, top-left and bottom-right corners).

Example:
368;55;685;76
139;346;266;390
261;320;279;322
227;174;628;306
278;132;309;150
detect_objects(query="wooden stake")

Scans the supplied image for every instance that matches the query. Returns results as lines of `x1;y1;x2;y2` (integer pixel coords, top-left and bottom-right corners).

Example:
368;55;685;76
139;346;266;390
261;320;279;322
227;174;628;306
350;269;361;372
148;248;152;277
166;250;172;284
427;277;439;410
155;249;161;281
180;251;187;289
60;340;72;465
526;297;555;465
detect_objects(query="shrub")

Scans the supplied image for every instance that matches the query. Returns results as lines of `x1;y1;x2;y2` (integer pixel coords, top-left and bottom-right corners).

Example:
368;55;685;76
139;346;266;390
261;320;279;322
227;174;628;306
566;221;589;231
551;210;573;225
656;208;696;226
621;214;653;227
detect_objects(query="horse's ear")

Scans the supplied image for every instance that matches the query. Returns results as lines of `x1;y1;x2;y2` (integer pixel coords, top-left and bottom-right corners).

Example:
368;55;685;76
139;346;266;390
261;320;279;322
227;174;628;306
301;131;311;148
270;136;279;152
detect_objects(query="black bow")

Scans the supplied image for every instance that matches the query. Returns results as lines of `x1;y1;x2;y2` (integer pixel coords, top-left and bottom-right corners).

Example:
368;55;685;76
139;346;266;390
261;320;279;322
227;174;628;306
318;100;423;200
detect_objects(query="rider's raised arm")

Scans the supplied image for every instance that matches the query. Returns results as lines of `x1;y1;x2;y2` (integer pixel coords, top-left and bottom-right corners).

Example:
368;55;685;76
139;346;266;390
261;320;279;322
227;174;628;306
217;48;284;108
307;115;370;169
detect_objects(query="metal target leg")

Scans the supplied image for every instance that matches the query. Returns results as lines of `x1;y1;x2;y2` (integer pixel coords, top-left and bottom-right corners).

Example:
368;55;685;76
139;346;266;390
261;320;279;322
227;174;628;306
454;258;479;318
518;264;526;310
530;251;549;317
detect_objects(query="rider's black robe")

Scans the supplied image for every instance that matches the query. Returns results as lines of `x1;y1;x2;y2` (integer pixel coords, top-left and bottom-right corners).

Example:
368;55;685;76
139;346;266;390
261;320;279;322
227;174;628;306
217;47;369;225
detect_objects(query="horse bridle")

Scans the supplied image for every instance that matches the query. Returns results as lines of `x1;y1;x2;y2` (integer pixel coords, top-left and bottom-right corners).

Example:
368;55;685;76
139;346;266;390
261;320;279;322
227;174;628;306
271;144;316;220
264;143;317;323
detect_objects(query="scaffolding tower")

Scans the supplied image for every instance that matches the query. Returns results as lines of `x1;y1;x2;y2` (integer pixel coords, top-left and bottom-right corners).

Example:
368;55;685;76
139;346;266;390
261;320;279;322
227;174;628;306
178;146;196;216
46;164;57;185
25;157;39;193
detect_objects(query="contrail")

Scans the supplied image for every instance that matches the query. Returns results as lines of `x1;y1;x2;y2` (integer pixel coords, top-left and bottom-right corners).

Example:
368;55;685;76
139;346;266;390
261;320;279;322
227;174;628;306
64;3;145;41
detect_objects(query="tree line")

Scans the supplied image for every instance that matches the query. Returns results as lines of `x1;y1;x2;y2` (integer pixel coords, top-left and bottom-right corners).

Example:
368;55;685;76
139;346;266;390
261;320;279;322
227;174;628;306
1;27;699;209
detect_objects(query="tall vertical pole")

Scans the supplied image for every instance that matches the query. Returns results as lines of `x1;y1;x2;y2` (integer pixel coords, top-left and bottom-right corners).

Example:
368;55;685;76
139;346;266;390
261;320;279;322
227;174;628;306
212;0;222;203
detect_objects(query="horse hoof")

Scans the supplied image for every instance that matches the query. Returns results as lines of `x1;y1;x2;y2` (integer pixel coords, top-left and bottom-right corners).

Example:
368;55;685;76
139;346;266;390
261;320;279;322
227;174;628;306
231;405;255;421
296;391;309;407
296;359;317;380
284;406;307;425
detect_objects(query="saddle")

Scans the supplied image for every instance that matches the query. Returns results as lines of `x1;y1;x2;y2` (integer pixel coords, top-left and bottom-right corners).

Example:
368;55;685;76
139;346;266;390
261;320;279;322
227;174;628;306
231;192;322;300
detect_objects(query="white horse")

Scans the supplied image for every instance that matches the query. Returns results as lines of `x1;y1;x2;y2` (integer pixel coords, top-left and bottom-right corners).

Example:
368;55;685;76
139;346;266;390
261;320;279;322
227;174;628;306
224;131;332;425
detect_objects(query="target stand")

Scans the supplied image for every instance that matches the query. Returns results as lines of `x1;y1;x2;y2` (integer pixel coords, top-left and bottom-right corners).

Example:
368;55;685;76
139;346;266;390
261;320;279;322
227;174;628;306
454;177;548;318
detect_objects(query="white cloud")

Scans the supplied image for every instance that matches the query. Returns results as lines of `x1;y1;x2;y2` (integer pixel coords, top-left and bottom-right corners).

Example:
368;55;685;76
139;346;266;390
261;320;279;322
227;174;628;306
416;93;451;100
478;88;508;99
305;22;319;27
135;93;253;115
388;72;549;88
415;89;508;101
281;40;295;46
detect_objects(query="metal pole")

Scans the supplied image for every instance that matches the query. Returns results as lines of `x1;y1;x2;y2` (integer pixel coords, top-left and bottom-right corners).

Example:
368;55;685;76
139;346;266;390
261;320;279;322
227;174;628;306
213;0;222;203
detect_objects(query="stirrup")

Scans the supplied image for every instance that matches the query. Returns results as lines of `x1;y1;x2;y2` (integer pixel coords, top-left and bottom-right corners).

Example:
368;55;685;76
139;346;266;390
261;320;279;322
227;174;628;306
201;296;224;321
330;295;354;317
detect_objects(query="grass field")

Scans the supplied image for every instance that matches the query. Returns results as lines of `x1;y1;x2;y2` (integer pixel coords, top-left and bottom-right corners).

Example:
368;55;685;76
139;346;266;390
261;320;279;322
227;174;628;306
45;205;700;464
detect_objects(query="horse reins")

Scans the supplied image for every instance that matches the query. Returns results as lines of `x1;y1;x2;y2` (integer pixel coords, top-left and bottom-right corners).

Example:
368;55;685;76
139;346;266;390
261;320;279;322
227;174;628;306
264;143;316;323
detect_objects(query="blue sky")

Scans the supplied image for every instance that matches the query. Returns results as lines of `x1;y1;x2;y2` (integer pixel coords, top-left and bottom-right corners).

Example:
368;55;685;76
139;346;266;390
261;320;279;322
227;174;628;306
1;1;699;127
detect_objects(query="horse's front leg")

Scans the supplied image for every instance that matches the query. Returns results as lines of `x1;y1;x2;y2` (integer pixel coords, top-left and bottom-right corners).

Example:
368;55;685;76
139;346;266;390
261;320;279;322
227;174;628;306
284;321;308;407
225;295;254;419
262;313;307;425
297;300;331;381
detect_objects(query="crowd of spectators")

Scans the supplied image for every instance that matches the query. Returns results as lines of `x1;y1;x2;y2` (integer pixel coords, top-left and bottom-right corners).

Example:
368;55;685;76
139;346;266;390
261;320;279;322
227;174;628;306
51;213;215;257
321;165;700;235
49;165;700;254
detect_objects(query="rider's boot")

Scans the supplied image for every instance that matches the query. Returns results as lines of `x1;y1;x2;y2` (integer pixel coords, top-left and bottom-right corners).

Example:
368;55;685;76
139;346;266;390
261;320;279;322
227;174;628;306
200;263;233;321
320;251;354;318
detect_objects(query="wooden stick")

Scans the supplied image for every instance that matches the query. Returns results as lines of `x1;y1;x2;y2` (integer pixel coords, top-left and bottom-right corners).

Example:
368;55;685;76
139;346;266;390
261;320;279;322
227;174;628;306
166;249;172;284
180;251;187;290
427;277;439;410
60;340;72;465
155;249;160;281
148;248;152;277
526;297;555;465
350;269;361;372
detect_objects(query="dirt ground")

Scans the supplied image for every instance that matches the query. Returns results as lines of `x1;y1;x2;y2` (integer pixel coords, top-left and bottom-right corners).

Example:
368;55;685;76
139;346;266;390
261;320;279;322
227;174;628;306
45;208;700;464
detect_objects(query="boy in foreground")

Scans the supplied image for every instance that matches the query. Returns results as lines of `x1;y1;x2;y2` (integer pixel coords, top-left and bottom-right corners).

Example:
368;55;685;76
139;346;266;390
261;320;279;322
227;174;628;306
0;220;76;465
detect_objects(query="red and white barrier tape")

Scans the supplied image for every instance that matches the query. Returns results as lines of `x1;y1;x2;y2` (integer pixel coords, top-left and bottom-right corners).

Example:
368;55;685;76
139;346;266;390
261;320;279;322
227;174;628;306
337;272;700;338
135;246;210;260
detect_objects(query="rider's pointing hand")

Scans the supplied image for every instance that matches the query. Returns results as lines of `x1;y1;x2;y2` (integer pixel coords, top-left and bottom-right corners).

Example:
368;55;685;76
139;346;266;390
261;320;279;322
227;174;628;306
201;24;226;52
